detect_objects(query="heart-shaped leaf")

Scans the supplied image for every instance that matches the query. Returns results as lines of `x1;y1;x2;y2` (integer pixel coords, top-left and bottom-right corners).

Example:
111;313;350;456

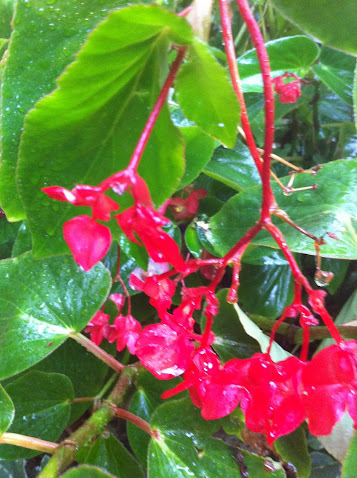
0;252;111;379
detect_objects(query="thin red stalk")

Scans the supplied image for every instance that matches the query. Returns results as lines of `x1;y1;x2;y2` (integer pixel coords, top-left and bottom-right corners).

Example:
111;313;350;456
267;312;289;356
235;0;275;221
223;223;262;264
300;324;310;362
128;47;186;173
115;245;132;316
218;0;263;178
113;408;156;437
317;307;343;345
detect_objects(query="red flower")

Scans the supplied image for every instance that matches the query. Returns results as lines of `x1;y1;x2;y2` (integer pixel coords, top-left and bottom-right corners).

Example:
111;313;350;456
135;323;194;379
42;185;119;221
167;188;207;220
63;216;112;271
107;314;141;354
116;204;185;271
84;310;111;346
273;73;302;104
301;341;357;435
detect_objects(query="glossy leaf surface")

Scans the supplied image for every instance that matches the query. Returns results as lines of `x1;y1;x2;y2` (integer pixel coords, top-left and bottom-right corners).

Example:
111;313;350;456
61;466;117;478
0;253;111;379
0;371;73;459
176;39;240;148
77;434;144;478
275;427;311;478
270;0;357;54
242;451;286;477
206;159;357;259
148;398;240;478
238;35;319;93
0;0;130;220
0;385;14;435
18;5;193;257
342;430;357;477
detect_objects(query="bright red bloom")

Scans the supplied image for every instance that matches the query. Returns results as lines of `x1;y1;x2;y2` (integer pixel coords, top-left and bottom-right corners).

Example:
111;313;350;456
167;189;207;220
273;73;302;104
42;185;119;221
116;204;185;271
233;354;306;444
135;323;194;379
107;314;141;354
109;293;126;314
63;216;112;271
84;310;111;346
301;341;357;436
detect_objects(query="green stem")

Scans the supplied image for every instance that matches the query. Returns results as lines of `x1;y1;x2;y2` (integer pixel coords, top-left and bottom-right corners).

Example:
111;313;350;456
38;364;140;478
0;433;57;454
69;332;124;373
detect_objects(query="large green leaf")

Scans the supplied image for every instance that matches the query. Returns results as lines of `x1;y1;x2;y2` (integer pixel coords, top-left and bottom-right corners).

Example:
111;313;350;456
0;385;14;435
206;159;357;259
242;451;285;478
313;47;356;106
77;434;144;478
17;5;193;257
148;398;240;478
0;252;111;379
176;38;240;148
342;430;357;478
238;35;320;93
61;466;117;478
128;369;183;467
0;459;27;478
269;0;357;55
0;0;14;38
354;65;357;131
204;141;261;191
0;0;139;221
0;371;73;460
275;427;311;478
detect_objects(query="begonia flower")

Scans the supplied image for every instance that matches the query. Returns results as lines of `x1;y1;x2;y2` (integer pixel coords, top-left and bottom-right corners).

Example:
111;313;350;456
42;185;119;221
135;323;194;379
107;314;141;354
272;73;302;104
301;341;357;436
116;203;185;271
84;310;111;346
63;216;112;271
167;188;207;220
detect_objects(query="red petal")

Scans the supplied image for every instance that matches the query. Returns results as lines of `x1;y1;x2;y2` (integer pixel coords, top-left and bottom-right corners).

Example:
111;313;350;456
42;186;76;203
64;216;111;271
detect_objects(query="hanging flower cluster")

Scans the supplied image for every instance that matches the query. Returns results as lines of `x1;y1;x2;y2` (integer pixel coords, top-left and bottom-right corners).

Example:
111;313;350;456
272;72;303;104
44;166;357;445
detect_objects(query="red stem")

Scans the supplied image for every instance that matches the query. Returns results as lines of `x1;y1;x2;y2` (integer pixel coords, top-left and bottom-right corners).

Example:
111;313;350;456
128;47;186;173
218;0;263;178
235;0;275;221
114;408;157;438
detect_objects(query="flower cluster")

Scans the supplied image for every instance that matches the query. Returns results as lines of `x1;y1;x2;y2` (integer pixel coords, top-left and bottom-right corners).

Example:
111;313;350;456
272;72;303;104
43;167;357;445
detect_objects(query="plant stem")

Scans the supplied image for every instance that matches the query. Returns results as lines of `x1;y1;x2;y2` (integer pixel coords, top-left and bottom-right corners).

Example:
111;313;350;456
0;433;57;454
218;0;263;178
235;0;275;221
69;332;124;373
128;47;186;173
38;365;140;478
112;407;156;437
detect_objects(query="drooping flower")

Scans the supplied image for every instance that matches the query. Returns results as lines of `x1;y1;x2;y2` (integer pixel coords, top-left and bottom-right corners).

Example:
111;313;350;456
273;73;302;104
42;185;119;221
135;323;194;379
107;314;141;354
84;310;111;346
116;203;185;271
167;188;207;220
301;341;357;436
63;216;112;271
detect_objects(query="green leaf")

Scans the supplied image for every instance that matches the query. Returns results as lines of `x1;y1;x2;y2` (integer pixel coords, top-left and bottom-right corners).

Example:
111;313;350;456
0;460;27;478
179;127;216;188
0;384;14;435
148;398;240;478
234;304;291;362
77;434;144;478
206;159;357;260
275;426;311;478
238;35;320;93
242;451;286;478
317;413;355;464
184;222;203;259
0;0;137;221
11;222;32;257
269;0;357;55
204;141;261;191
0;219;20;260
0;0;14;38
176;38;240;148
354;64;357;131
61;466;117;478
0;252;111;379
128;369;183;467
238;250;294;319
313;47;356;106
211;289;259;362
342;430;357;478
0;371;73;459
310;451;341;478
17;5;193;257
